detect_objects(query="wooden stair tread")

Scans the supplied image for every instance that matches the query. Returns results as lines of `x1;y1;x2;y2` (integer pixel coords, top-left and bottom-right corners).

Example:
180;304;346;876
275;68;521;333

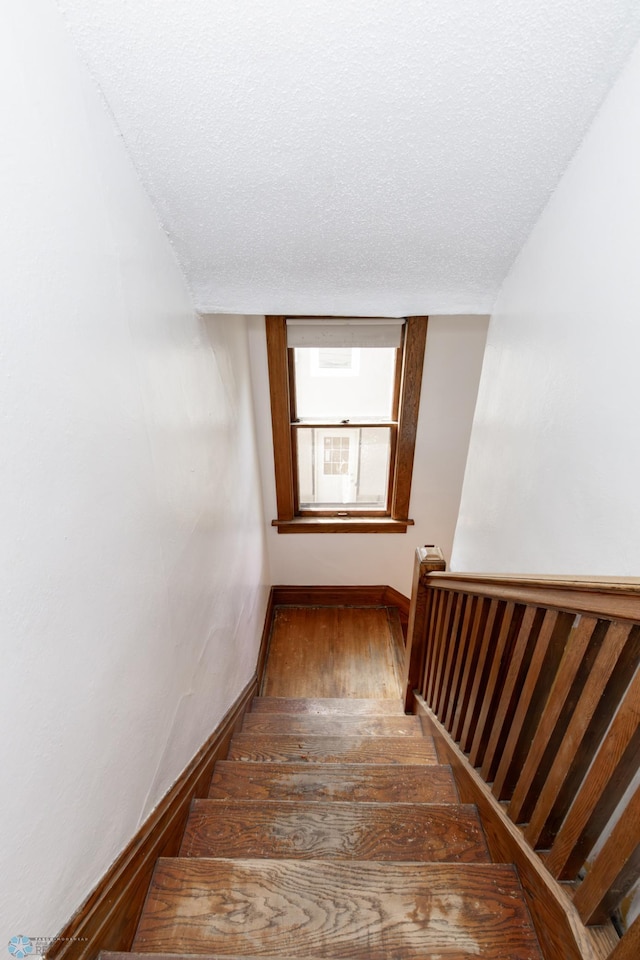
208;761;458;803
104;955;321;960
251;697;406;716
228;733;438;764
133;858;543;959
241;713;423;737
181;799;490;862
102;954;313;960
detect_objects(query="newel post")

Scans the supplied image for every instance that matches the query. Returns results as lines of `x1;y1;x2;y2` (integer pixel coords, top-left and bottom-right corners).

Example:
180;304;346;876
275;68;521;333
403;544;446;712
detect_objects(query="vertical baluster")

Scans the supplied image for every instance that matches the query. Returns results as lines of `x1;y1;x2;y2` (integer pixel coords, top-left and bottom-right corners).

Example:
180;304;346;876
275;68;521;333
508;614;600;824
492;609;575;802
459;599;501;754
419;586;437;702
434;592;466;719
546;665;640;879
608;905;640;960
451;597;489;742
481;605;543;783
443;596;477;732
525;621;639;850
572;782;640;925
428;590;455;709
419;584;441;702
469;601;521;769
425;589;445;706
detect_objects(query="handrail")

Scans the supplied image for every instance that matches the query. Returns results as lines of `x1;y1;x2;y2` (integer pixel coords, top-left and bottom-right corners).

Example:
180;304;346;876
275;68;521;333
426;571;640;622
428;572;640;592
404;547;640;960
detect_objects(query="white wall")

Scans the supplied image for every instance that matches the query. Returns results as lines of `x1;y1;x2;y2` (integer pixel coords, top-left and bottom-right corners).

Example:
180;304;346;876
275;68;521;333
0;2;268;943
248;316;488;597
452;38;640;575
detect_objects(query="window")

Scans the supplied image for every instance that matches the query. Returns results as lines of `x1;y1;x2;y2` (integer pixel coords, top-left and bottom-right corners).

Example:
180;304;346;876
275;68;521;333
323;436;351;475
312;347;359;375
266;315;428;533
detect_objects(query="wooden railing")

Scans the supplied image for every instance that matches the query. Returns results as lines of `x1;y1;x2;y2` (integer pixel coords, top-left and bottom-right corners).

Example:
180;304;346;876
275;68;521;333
403;546;640;960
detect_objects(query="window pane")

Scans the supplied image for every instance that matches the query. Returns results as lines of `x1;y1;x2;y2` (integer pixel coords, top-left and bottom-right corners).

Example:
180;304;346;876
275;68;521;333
317;348;353;371
297;427;391;508
294;347;396;420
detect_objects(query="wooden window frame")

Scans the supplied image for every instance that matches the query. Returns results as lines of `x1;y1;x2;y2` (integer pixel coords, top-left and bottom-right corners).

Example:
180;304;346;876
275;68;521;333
266;315;428;534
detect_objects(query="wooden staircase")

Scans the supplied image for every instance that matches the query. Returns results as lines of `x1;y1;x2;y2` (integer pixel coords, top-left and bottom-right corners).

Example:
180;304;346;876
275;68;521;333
108;696;543;960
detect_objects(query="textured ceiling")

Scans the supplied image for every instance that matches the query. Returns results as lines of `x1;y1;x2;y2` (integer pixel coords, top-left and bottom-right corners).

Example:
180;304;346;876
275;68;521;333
56;1;640;315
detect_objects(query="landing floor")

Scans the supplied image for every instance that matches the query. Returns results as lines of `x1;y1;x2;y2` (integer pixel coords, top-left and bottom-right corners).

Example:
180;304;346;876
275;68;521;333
261;605;403;700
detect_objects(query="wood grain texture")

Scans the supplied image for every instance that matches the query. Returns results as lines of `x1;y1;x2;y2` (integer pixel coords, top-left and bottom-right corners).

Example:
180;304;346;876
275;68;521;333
429;589;455;708
401;546;446;709
491;609;575;802
480;605;543;783
104;954;307;960
251;697;405;715
381;584;411;630
208;761;458;803
426;573;640;623
181;799;491;862
610;913;640;960
423;587;444;705
44;679;257;960
272;585;390;606
525;621;638;849
273;517;412;533
459;598;501;753
390;316;428;521
385;605;406;694
227;733;438;764
572;782;640;924
265;316;295;521
508;615;601;825
451;595;489;741
255;590;277;695
444;594;477;731
434;591;465;717
546;664;640;880
241;713;422;738
133;858;542;959
469;601;522;769
413;696;600;960
261;606;402;700
271;516;415;534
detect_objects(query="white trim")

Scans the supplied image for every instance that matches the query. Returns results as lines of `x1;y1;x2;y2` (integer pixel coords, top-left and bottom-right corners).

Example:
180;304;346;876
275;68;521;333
287;318;404;348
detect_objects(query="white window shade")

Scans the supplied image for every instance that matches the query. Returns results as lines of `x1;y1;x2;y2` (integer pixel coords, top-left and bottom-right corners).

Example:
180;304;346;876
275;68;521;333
286;318;404;348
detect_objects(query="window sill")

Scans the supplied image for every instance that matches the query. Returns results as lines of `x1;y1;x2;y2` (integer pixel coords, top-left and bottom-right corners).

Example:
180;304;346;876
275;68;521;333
271;517;414;534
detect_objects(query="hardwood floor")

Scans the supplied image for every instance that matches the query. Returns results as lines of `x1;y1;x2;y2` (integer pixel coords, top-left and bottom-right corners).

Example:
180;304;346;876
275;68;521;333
251;696;405;715
240;713;423;737
180;800;491;862
134;859;542;959
207;760;459;803
227;732;438;763
124;604;544;960
261;606;403;699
